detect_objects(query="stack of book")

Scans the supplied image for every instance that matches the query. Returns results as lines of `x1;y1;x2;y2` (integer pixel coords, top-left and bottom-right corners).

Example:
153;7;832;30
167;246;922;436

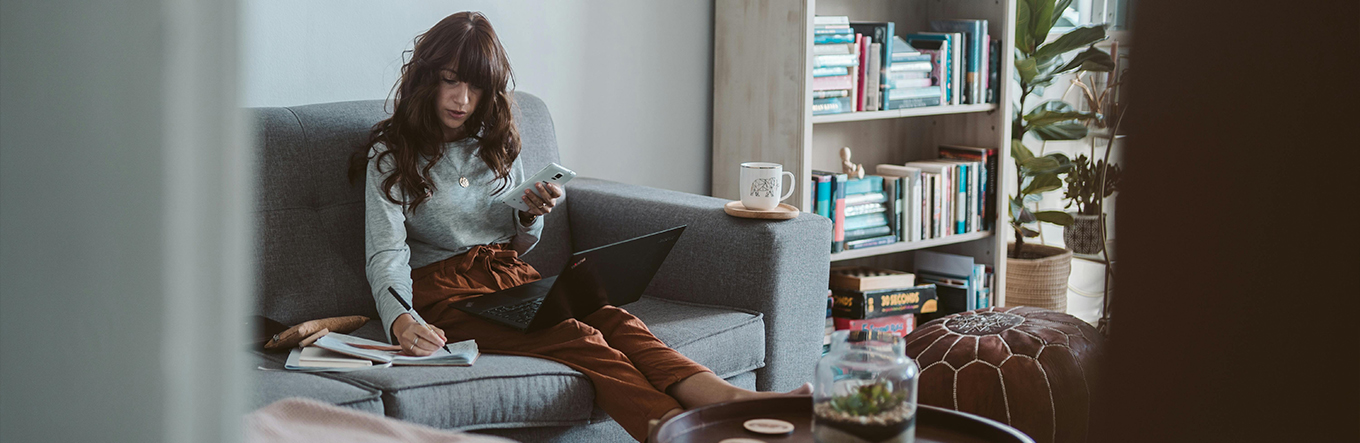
905;19;993;106
827;267;938;340
812;16;859;115
884;35;941;109
914;251;994;323
811;171;898;253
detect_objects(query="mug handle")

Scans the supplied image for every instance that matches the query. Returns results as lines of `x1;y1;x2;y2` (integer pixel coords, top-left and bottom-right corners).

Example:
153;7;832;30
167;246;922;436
779;171;796;202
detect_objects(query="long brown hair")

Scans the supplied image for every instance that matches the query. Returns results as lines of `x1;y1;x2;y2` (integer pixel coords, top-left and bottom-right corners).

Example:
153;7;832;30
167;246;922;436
349;11;520;210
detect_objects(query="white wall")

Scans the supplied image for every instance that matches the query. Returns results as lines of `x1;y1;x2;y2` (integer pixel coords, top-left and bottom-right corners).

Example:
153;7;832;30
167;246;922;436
243;0;716;195
1;0;248;442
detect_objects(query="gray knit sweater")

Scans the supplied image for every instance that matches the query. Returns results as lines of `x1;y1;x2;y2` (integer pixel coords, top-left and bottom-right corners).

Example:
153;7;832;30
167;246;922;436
365;139;544;341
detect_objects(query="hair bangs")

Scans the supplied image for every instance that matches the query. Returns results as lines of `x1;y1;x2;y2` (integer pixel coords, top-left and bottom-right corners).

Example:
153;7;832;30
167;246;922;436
449;30;508;92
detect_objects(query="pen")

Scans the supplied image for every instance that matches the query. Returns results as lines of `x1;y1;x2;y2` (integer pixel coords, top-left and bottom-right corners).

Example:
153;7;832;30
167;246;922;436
388;287;450;354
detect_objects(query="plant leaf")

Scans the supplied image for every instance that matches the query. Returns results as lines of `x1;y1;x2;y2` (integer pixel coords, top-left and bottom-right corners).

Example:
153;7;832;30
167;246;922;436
1023;173;1064;194
1016;0;1033;54
1035;210;1074;226
1034;24;1108;59
1033;122;1090;140
1018;206;1037;223
1020;156;1060;172
1011;139;1034;163
1032;0;1057;44
1025;100;1097;126
1020;226;1041;237
1010;197;1025;217
1052;0;1074;25
1016;58;1038;84
1055;46;1115;74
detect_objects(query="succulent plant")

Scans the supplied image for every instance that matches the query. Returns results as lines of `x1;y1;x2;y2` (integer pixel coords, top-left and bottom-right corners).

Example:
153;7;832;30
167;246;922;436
830;381;906;417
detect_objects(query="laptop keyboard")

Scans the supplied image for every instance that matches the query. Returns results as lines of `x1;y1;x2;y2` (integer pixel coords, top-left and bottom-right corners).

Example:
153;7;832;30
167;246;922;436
484;298;544;326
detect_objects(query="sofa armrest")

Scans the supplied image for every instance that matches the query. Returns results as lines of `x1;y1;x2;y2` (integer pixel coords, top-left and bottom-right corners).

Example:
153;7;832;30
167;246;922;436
565;178;830;392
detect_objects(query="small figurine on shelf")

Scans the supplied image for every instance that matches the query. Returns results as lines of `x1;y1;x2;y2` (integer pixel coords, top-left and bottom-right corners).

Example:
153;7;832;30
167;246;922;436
840;147;864;179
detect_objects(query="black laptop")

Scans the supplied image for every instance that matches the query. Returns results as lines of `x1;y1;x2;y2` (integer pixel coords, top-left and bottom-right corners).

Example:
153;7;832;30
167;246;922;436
454;225;686;332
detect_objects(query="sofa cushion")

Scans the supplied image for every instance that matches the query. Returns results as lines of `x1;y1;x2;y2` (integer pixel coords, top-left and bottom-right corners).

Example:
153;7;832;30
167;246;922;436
250;354;384;415
315;297;764;431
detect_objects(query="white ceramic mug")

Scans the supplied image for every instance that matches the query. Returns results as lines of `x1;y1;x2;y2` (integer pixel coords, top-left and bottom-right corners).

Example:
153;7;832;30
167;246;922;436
740;162;796;211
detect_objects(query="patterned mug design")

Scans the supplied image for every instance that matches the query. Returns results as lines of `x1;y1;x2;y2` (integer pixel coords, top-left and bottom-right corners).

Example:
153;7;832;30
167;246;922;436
749;177;779;197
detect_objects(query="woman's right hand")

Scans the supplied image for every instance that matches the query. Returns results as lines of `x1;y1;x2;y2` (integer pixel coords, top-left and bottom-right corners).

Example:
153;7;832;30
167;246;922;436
391;313;447;356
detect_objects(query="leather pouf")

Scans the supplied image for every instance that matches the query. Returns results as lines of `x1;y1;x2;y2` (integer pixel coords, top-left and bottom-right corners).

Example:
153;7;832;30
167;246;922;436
904;306;1103;443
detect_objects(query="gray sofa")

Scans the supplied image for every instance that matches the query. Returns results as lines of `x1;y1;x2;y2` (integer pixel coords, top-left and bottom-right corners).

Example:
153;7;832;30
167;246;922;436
247;92;830;441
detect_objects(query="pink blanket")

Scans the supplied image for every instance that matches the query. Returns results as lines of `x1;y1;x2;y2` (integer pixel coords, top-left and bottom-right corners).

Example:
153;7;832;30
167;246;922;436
246;397;517;443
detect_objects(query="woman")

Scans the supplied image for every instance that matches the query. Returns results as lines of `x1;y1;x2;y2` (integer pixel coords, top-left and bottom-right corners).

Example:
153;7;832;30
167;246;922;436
350;12;807;441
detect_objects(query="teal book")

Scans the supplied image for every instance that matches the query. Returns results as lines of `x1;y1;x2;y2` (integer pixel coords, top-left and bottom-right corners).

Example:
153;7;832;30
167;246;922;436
845;213;889;231
843;175;884;195
811;171;833;219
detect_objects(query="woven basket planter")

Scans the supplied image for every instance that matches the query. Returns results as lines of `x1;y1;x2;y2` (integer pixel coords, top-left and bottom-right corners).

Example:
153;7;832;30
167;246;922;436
1005;243;1072;311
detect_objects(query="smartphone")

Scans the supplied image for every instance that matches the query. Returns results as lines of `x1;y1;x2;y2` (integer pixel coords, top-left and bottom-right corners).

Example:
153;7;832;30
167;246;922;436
501;162;577;212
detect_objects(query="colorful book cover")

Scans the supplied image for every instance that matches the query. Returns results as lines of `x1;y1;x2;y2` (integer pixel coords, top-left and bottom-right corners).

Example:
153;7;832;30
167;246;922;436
833;313;916;337
907;39;951;105
842;175;883;195
831;284;939;319
850;21;895;110
938;145;996;231
929;19;987;105
833;173;848;252
811;171;833;220
814;33;855;44
857;35;870;112
813;27;853;35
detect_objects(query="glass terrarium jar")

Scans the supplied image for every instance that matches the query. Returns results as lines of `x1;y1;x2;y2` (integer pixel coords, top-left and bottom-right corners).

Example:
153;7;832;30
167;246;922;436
813;330;920;443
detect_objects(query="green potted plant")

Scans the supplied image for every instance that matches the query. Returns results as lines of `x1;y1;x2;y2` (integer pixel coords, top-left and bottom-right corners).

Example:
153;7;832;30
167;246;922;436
1007;0;1113;311
1062;154;1121;254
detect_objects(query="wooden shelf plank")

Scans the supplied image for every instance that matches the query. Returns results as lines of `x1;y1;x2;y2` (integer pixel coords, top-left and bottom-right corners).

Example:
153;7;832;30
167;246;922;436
811;104;997;124
831;231;994;262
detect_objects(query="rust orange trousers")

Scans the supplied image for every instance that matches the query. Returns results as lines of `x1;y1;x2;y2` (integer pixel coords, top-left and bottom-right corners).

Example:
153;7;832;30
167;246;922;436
411;244;710;441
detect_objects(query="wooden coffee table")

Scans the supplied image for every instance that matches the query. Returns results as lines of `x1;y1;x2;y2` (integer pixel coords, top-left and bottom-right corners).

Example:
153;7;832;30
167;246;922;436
650;395;1033;443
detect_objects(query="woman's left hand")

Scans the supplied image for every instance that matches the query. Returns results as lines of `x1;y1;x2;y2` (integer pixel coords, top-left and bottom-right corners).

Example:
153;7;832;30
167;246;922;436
520;181;563;217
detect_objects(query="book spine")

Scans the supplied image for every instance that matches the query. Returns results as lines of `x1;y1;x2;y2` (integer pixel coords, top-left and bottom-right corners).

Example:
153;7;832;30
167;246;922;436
814;15;850;26
957;164;969;234
911;173;922;241
857;35;869;112
832;173;848;252
814;54;860;68
882;176;898;241
867;43;881;111
814;43;853;55
844;225;892;240
890;54;933;63
815;33;855;44
844;192;887;206
814;174;832;219
813;27;852;35
888;86;943;100
812;96;853;115
845;234;897;250
889;78;934;89
845;202;887;217
811;89;850;99
845;213;889;231
813;66;850;77
887;96;942;109
812;74;854;91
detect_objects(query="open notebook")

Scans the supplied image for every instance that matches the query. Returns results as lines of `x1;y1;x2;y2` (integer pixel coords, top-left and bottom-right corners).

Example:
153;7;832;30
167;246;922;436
284;332;478;372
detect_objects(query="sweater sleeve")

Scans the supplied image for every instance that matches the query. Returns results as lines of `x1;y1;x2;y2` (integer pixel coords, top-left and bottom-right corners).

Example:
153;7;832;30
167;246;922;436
364;145;429;343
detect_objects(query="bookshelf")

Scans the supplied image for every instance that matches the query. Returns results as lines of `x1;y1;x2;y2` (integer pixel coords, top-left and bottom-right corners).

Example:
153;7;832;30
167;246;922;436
712;0;1016;304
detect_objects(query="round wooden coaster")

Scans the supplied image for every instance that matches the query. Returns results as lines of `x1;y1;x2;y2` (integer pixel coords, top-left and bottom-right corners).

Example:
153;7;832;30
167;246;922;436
723;201;799;220
742;418;795;435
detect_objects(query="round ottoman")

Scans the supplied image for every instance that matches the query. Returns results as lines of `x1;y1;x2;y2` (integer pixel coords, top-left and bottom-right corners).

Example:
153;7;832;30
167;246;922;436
904;306;1103;443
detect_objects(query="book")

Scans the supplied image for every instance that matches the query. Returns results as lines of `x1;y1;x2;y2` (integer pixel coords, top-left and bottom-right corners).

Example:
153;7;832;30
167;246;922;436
812;96;852;115
812;89;850;99
988;36;1001;103
814;54;859;68
811;171;833;219
930;19;988;105
814;44;854;55
888;35;920;62
921;172;941;238
845;234;897;250
296;347;374;368
914;47;949;105
849;21;895;109
939;145;996;231
812;74;853;91
313;332;480;367
814;15;850;26
813;27;852;35
829;266;916;291
844;191;887;206
834;313;916;337
888;61;933;72
831;284;939;319
907;34;960;105
888;86;943;100
888;78;934;89
842;225;892;241
906;161;954;237
925;159;973;233
844;213;888;231
842;175;883;195
888;96;943;110
845;202;887;217
856;35;870;111
880;174;899;241
832;172;849;252
814;33;855;44
813;66;850;78
916;250;977;313
866;42;881;111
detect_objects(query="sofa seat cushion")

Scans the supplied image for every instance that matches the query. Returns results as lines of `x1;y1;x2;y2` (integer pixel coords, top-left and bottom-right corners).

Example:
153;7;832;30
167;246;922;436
321;296;765;431
251;354;384;415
